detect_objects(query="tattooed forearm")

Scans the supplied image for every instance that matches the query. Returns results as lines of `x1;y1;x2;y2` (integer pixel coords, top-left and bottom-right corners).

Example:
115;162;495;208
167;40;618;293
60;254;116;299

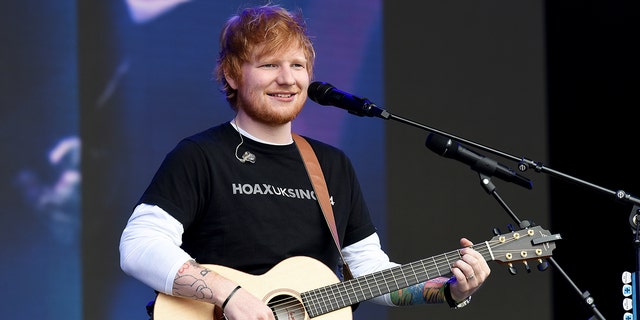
172;260;214;300
390;284;423;306
390;278;448;306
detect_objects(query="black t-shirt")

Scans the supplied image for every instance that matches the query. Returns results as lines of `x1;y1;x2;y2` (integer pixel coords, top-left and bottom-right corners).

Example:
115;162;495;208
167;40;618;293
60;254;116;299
139;122;376;275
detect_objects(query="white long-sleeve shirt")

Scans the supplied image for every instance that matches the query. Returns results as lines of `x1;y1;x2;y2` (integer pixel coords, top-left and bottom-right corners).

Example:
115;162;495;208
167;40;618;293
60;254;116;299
120;203;399;305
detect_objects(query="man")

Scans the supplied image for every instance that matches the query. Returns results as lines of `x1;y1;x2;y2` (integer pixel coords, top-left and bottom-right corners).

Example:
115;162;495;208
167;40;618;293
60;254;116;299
120;4;490;319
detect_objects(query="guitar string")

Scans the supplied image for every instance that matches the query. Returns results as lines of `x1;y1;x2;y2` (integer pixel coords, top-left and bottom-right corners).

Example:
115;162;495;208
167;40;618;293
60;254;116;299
265;232;547;316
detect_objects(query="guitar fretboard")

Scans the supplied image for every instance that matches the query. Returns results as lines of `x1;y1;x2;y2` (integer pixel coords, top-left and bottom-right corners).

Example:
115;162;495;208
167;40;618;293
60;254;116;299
301;242;493;318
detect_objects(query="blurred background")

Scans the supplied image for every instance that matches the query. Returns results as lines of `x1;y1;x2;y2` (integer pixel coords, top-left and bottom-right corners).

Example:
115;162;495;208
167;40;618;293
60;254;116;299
1;0;637;319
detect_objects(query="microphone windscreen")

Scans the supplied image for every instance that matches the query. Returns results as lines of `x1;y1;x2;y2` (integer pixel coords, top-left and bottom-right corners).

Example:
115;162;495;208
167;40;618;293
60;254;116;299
425;133;454;157
307;81;335;105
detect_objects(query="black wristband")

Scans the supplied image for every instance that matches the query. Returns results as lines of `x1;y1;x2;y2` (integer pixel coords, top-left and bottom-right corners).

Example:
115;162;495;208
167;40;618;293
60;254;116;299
443;281;457;308
443;281;472;309
221;285;242;311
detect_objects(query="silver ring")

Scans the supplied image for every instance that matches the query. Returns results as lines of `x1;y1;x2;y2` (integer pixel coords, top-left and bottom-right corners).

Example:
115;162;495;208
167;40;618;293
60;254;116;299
466;274;475;280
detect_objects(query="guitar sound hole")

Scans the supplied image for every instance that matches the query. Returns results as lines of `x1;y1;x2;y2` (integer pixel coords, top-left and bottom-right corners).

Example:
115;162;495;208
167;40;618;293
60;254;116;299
269;294;305;320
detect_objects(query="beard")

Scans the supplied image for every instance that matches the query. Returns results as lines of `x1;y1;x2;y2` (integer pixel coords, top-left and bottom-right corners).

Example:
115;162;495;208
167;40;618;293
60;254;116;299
237;93;305;126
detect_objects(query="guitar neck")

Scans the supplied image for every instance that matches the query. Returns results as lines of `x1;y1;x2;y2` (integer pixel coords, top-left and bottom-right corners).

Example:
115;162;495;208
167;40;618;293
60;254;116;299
302;242;491;317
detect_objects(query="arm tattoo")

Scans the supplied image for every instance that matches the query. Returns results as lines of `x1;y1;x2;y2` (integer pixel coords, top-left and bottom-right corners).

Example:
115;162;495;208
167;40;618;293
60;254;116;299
390;278;448;306
172;260;214;300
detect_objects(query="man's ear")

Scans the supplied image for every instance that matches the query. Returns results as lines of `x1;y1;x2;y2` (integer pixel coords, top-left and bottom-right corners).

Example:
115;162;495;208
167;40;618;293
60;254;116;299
225;72;238;89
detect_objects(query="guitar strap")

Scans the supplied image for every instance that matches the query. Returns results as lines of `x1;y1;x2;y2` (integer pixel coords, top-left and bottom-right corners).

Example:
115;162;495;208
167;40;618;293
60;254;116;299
292;133;354;281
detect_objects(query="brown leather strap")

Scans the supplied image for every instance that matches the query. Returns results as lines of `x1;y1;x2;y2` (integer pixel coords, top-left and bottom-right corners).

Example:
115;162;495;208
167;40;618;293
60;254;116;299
292;133;353;280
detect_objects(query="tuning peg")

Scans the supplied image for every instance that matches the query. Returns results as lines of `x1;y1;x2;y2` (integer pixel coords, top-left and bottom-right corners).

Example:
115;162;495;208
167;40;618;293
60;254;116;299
507;224;515;232
492;227;501;235
508;263;517;275
537;259;549;271
523;261;532;273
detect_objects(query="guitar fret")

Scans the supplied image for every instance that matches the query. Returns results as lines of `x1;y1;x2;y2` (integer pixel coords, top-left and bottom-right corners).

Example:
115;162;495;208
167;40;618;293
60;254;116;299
389;269;398;292
319;285;331;314
396;268;408;289
301;290;316;317
364;273;376;299
331;283;341;312
408;263;419;284
377;272;388;297
382;270;391;293
431;256;439;276
419;260;429;279
442;252;451;275
309;289;318;315
342;281;354;306
354;276;367;302
370;270;388;298
328;285;339;312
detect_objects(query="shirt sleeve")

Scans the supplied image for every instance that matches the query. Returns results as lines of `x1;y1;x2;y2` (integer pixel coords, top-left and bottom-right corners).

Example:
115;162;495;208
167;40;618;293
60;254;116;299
119;203;193;294
342;232;400;306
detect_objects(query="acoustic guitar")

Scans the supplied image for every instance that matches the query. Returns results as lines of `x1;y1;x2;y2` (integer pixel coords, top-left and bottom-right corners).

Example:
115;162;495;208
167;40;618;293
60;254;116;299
154;225;559;319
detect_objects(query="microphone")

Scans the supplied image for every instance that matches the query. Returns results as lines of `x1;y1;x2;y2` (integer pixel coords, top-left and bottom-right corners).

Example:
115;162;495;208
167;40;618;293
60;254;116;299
307;81;388;118
425;133;533;190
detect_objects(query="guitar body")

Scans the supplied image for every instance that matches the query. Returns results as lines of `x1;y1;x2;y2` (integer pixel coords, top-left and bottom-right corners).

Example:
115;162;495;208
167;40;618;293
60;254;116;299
154;256;352;320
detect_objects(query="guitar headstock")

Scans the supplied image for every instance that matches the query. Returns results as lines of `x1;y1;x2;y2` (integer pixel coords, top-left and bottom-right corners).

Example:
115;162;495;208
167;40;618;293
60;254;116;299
487;225;560;274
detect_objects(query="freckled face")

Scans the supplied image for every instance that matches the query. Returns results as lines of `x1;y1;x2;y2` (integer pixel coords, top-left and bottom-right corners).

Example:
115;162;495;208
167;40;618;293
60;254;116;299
228;46;310;125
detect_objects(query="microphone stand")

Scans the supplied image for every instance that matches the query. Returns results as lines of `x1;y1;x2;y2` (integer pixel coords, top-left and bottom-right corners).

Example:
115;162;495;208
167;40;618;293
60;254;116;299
364;106;640;207
354;104;635;320
479;173;606;320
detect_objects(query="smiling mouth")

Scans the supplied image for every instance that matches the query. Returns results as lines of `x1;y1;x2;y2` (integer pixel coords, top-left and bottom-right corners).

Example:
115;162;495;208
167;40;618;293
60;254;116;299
269;93;295;98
